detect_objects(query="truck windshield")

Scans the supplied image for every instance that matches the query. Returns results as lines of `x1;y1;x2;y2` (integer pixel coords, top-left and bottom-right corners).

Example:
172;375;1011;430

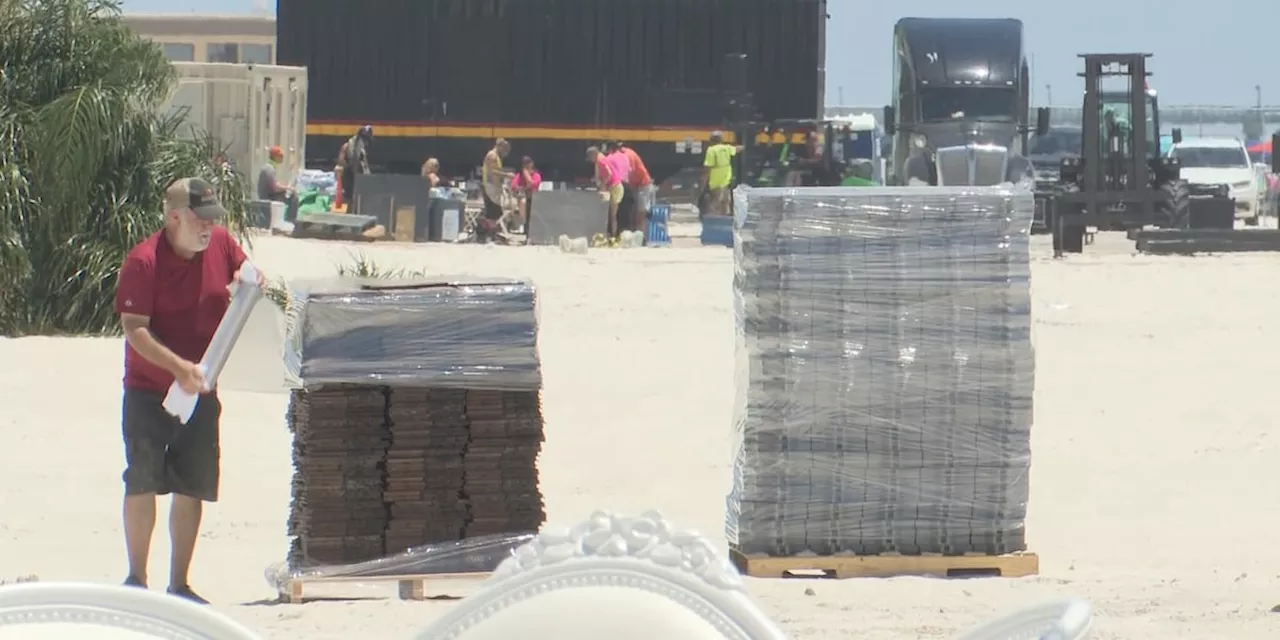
1172;146;1249;168
919;87;1016;122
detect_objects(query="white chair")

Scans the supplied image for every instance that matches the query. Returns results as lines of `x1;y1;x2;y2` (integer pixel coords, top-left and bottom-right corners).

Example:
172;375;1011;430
0;524;1087;640
412;510;787;640
0;582;262;639
955;598;1092;640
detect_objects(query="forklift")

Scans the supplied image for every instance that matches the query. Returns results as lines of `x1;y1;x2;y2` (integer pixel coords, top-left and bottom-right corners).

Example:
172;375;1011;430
1047;53;1232;256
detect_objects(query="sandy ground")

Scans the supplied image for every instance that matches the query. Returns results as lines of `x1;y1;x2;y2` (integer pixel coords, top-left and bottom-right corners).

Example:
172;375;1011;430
3;228;1280;638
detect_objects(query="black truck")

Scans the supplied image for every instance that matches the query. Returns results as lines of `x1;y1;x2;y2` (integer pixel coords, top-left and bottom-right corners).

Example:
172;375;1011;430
276;0;827;183
881;18;1048;186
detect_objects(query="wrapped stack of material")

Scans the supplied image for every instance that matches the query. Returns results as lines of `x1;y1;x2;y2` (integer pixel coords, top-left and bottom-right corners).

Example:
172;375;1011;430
462;390;546;537
726;186;1034;558
287;386;390;566
284;278;545;569
384;388;469;554
293;279;541;391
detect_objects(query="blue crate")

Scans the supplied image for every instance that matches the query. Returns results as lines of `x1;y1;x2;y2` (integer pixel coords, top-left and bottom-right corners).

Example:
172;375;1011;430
646;203;671;247
700;214;734;247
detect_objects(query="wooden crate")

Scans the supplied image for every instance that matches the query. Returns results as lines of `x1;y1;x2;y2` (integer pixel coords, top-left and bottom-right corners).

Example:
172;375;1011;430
280;572;490;604
729;549;1039;579
392;205;417;242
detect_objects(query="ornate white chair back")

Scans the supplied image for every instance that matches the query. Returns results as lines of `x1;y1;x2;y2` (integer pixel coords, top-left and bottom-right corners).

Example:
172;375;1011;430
0;582;262;639
954;598;1093;640
412;510;787;640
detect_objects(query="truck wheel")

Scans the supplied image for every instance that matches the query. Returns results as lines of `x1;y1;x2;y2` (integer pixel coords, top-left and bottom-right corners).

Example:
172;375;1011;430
1158;180;1190;229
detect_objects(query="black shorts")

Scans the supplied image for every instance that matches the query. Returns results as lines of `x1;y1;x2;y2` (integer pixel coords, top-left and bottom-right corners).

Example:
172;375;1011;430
341;170;355;200
482;194;504;221
616;186;636;232
121;389;221;502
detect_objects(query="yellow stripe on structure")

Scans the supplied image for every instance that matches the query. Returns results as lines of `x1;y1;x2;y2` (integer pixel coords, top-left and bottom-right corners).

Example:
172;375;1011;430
753;132;810;145
306;122;739;143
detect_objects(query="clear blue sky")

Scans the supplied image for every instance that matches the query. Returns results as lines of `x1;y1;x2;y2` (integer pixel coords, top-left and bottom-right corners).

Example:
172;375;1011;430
120;0;1277;107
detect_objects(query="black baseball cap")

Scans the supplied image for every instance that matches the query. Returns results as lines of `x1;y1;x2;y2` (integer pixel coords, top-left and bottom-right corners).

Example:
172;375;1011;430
165;177;226;221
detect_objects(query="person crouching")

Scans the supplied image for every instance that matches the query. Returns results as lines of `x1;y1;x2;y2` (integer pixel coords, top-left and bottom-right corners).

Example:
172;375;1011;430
587;146;623;237
616;141;653;234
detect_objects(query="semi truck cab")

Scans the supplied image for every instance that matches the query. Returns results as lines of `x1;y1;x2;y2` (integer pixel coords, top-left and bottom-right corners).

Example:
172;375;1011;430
881;18;1048;186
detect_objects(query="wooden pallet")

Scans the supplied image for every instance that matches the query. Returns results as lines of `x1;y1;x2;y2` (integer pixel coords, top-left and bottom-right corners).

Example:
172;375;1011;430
280;572;490;604
729;549;1038;579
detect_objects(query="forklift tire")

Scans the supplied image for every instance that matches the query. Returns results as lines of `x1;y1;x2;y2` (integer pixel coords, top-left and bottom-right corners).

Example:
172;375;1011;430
1050;184;1085;255
1157;180;1190;229
1056;224;1086;254
1245;215;1259;226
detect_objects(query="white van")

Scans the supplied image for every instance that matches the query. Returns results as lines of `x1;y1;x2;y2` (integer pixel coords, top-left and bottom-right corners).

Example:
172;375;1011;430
1168;137;1261;224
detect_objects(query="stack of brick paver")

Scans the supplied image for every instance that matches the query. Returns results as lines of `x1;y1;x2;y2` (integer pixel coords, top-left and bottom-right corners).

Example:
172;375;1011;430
462;390;546;537
383;387;471;554
287;385;390;567
284;278;545;570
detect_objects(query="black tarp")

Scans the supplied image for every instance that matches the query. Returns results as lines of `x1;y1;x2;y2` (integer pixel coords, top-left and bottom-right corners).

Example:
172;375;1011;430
277;0;826;128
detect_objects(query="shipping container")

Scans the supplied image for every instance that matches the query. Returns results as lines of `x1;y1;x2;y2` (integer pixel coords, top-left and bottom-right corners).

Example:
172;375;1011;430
277;0;826;182
166;62;308;189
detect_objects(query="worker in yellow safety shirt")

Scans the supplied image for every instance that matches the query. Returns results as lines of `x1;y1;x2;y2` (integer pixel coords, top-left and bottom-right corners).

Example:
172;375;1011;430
702;131;743;216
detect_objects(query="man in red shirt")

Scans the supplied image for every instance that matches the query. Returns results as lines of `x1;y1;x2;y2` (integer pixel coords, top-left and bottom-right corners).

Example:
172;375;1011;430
114;177;256;603
614;141;653;233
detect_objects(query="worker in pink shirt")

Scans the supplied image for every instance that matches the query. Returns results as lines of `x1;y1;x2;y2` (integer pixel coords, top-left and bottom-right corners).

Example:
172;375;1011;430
588;146;628;238
609;141;651;233
604;144;637;235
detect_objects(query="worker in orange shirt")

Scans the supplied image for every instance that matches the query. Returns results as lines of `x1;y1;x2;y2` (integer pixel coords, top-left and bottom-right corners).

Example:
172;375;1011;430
612;141;652;232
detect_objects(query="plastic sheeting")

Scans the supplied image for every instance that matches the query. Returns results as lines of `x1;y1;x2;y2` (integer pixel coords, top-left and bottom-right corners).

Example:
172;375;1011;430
163;261;263;423
283;278;541;391
726;185;1035;557
266;533;534;592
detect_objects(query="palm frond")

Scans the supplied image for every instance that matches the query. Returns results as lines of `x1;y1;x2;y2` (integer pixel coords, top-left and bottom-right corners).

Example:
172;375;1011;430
335;251;431;279
0;0;251;335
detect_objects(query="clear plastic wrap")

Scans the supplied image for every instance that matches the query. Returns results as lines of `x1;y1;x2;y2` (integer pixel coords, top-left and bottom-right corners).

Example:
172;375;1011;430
726;185;1034;557
283;277;541;391
163;261;263;423
280;281;546;573
265;533;534;592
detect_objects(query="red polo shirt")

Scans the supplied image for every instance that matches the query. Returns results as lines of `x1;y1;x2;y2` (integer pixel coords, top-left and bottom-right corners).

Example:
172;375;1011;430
621;147;651;188
115;227;246;392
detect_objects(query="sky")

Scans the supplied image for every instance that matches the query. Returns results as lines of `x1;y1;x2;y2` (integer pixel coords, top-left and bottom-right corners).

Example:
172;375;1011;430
119;0;1277;107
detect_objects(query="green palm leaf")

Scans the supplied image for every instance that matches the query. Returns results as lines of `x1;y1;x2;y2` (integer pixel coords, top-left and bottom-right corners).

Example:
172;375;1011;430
0;0;250;335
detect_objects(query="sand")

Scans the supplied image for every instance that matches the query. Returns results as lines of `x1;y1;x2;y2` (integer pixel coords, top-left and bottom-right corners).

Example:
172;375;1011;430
1;230;1279;639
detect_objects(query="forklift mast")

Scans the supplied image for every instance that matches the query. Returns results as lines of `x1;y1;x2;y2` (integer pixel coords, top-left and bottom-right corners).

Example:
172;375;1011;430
1078;53;1154;206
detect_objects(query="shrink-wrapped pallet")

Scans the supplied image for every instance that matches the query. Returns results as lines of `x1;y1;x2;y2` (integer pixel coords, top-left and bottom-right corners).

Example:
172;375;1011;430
726;186;1034;557
280;278;546;569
